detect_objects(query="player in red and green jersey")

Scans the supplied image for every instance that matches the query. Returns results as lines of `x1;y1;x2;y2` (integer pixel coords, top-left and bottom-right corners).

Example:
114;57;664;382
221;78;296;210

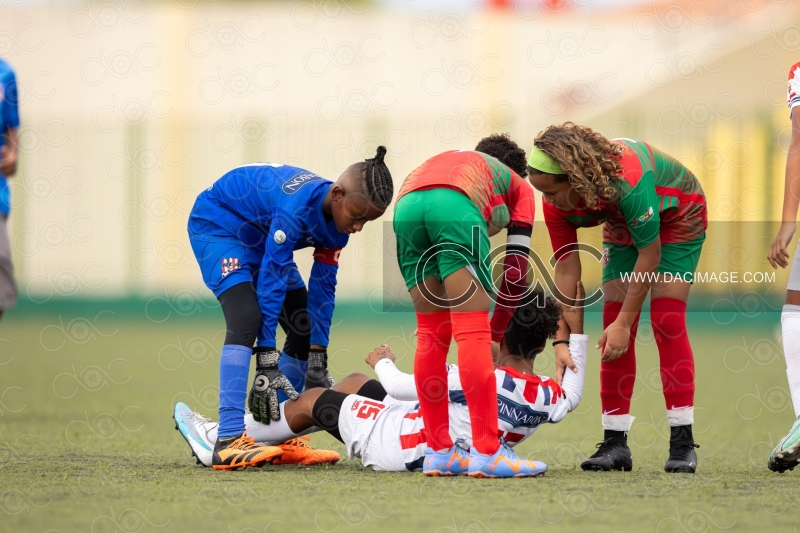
393;134;545;478
527;122;707;474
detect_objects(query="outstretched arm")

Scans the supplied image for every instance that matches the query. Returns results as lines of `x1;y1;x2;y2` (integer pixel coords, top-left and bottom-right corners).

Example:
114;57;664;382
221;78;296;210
556;334;588;417
365;345;418;401
553;252;581;383
550;280;587;422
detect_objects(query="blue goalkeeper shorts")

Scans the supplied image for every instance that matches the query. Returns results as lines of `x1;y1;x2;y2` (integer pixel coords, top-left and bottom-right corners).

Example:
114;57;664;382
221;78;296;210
188;235;305;298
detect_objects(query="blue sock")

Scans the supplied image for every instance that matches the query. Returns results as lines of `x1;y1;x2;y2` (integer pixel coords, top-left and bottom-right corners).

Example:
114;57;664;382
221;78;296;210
218;344;252;440
277;351;308;403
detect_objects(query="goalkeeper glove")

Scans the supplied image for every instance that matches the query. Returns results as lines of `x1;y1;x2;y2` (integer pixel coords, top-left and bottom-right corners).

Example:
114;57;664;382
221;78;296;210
248;348;299;424
304;349;335;390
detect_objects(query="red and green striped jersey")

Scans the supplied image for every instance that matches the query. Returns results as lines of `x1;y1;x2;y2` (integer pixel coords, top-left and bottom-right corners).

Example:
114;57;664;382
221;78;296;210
397;150;535;232
545;139;707;260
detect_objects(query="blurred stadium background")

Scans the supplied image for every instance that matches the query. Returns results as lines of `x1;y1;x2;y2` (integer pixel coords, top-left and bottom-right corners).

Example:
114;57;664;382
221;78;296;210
3;1;800;531
3;0;799;307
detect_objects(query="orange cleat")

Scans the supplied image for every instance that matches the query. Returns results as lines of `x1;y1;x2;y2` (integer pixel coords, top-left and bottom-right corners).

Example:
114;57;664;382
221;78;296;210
212;432;284;471
273;436;341;466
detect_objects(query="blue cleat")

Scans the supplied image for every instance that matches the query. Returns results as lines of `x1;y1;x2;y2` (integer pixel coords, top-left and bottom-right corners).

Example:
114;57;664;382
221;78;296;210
468;443;548;478
423;440;471;476
173;402;217;467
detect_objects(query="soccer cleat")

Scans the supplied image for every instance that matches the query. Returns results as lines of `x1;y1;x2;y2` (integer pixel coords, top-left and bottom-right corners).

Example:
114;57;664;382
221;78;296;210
272;436;341;466
423;440;470;476
212;432;283;471
173;402;216;467
468;443;547;478
768;418;800;473
664;440;699;473
581;438;633;472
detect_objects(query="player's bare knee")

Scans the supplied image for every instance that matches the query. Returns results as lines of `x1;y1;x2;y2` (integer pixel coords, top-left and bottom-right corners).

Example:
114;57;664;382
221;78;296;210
333;373;371;393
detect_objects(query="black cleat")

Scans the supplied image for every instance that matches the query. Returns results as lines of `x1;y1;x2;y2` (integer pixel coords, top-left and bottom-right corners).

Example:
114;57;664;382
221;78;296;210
581;438;633;471
664;440;699;473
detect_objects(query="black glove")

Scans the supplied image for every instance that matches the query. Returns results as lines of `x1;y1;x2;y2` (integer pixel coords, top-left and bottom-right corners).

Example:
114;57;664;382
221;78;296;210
304;349;335;390
248;349;299;424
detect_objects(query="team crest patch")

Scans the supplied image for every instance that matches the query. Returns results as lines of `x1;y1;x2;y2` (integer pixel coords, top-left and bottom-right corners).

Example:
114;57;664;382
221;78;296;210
351;400;361;411
633;206;654;227
601;247;610;268
221;257;241;278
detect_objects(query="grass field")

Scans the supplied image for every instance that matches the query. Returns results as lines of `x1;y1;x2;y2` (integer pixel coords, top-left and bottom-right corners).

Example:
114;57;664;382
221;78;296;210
1;300;799;532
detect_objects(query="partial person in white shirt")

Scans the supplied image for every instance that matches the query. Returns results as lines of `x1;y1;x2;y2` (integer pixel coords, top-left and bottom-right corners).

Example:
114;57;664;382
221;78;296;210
173;283;588;475
766;60;800;473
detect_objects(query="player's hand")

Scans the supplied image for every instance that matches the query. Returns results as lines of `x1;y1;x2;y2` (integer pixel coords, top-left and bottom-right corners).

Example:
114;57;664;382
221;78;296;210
0;145;17;177
597;321;630;361
365;344;395;369
248;349;299;424
305;349;335;390
555;281;584;383
554;343;576;384
768;221;796;269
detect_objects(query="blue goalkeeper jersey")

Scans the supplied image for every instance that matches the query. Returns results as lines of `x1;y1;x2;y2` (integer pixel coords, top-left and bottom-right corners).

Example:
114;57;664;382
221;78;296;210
188;163;348;347
0;59;20;216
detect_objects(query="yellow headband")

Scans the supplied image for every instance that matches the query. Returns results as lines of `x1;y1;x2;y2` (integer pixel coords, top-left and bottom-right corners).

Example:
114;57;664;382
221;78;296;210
527;145;564;174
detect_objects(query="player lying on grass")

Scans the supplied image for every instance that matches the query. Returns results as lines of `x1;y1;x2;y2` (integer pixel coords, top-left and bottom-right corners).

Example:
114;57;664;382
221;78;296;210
186;149;393;470
393;134;539;477
527;123;706;474
173;285;588;476
765;60;800;473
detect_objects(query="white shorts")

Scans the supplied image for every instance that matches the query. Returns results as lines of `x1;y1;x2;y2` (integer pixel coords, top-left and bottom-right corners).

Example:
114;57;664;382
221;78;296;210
338;394;408;472
789;241;800;292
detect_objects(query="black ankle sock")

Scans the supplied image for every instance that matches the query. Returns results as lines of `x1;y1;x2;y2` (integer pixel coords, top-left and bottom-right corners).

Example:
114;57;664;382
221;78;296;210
604;430;627;441
670;424;693;442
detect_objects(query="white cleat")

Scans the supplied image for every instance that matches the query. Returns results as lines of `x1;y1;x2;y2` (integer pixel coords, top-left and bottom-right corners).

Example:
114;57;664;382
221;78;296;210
173;402;217;467
768;418;800;473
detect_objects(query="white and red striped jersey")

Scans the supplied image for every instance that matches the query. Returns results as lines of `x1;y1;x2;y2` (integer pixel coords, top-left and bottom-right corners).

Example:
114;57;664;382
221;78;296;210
789;61;800;117
374;334;587;470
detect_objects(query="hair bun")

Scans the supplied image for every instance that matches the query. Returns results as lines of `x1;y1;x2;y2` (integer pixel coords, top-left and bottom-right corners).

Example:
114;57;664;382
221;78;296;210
368;146;387;164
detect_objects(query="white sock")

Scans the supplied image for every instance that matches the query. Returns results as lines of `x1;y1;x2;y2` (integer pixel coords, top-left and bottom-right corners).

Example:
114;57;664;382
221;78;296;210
666;406;694;427
602;414;634;431
208;404;312;444
782;305;800;418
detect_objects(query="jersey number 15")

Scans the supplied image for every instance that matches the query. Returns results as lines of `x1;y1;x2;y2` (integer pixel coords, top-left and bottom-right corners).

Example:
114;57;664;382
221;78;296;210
356;400;385;420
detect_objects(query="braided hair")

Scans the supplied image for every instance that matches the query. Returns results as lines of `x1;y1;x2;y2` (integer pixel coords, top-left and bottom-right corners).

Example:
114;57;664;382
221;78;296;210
359;146;394;209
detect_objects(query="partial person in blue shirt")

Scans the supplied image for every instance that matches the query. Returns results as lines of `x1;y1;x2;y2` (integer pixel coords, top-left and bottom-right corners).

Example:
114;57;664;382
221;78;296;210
187;147;394;470
0;58;20;321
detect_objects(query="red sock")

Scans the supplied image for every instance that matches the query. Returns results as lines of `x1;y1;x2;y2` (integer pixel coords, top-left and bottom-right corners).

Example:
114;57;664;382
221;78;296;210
600;301;640;416
414;310;453;451
651;298;695;410
451;310;500;455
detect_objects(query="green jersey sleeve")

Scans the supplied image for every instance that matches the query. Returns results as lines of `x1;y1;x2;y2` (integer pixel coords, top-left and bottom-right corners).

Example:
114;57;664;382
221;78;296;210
617;170;660;248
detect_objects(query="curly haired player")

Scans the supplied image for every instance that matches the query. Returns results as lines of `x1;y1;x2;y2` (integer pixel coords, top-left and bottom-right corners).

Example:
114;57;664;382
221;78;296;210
766;60;800;473
392;134;542;477
183;148;393;470
527;122;707;473
173;285;588;476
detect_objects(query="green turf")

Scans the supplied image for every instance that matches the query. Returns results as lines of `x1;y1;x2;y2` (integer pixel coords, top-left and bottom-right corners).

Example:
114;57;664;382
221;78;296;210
1;303;799;532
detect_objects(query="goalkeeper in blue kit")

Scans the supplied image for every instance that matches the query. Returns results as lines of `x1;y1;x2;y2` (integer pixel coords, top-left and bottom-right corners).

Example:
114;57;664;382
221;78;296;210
184;147;393;470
